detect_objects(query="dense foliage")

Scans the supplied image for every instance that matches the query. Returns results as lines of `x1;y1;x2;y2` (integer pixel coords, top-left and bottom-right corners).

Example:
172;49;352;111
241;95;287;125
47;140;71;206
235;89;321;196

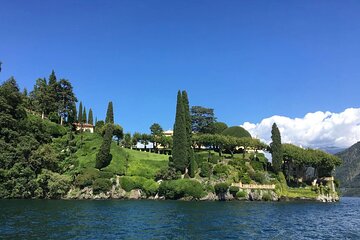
0;78;69;198
158;179;205;199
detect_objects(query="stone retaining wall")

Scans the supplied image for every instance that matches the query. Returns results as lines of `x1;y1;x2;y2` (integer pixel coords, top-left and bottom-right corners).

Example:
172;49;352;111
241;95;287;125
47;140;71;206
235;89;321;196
231;182;276;190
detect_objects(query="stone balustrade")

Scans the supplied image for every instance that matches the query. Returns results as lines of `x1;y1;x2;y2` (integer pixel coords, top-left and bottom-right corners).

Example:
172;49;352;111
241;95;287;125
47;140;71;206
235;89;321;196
231;182;276;190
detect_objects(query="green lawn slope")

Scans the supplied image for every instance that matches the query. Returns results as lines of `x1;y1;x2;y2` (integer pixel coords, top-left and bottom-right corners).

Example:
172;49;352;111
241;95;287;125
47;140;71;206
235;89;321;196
73;133;169;178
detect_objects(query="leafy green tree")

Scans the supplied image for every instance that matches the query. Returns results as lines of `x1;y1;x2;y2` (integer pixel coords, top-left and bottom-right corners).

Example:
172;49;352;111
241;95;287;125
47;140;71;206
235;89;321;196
213;122;228;134
88;108;94;125
191;106;216;133
30;78;48;119
105;101;114;124
271;123;283;173
113;124;124;145
28;144;59;174
150;123;164;151
78;102;83;123
122;133;132;148
172;91;188;172
140;133;151;150
159;135;173;149
95;124;114;169
132;132;142;147
57;79;77;125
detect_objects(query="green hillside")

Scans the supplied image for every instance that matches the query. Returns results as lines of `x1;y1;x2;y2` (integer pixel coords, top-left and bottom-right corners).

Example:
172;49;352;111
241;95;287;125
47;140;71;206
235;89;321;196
73;133;169;178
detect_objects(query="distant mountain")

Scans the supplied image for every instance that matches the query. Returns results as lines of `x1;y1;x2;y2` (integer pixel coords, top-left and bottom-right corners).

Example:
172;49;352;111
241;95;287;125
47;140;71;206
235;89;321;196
335;142;360;196
320;146;347;155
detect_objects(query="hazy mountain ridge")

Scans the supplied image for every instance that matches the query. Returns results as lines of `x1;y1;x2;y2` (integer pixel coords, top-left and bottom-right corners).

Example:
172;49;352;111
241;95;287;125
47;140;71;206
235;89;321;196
335;142;360;196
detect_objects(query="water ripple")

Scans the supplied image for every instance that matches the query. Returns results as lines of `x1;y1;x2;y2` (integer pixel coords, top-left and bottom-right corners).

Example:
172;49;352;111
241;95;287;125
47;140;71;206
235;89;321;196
0;198;359;239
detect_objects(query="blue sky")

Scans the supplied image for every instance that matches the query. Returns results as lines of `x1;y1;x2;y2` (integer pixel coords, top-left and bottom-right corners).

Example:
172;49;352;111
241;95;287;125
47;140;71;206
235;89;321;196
1;0;360;134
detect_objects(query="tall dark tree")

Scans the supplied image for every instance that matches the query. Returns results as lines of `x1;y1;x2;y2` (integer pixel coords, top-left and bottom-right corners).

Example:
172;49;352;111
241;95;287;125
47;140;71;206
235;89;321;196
172;91;188;172
271;123;283;173
95;124;114;169
29;78;48;119
105;101;114;124
68;102;77;124
88;108;94;125
47;70;59;114
82;106;87;124
191;106;216;133
182;91;194;174
57;79;77;125
78;102;83;123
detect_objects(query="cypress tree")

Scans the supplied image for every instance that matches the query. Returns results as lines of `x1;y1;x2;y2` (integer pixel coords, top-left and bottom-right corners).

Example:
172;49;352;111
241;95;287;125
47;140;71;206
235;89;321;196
172;91;188;172
47;70;58;114
78;101;83;123
182;90;194;175
271;123;283;173
95;124;114;169
88;108;93;125
68;102;77;124
105;101;114;124
83;106;87;123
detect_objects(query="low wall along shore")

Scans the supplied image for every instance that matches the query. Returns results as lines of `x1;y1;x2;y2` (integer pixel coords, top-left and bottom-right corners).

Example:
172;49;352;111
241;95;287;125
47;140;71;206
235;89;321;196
231;182;276;190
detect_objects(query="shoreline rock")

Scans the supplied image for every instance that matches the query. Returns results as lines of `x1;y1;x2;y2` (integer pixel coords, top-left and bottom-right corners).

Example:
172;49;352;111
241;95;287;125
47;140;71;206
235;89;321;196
64;187;338;202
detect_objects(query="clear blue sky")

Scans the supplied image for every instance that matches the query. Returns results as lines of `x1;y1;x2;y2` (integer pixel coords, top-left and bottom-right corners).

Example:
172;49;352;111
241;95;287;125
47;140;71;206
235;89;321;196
1;0;360;133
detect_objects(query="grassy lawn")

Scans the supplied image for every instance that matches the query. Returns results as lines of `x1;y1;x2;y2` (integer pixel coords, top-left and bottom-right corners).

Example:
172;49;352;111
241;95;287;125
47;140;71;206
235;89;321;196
73;132;169;178
284;187;318;199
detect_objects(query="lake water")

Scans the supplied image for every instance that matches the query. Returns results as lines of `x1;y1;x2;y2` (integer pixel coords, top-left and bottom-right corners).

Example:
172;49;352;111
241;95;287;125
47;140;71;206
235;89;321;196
1;197;359;239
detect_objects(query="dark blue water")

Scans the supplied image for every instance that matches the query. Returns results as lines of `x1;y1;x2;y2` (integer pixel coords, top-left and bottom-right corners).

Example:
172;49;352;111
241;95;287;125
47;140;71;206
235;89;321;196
1;197;359;239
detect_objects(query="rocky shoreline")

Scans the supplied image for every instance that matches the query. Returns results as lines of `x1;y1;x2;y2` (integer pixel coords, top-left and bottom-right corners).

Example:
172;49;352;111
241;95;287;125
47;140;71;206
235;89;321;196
65;186;339;202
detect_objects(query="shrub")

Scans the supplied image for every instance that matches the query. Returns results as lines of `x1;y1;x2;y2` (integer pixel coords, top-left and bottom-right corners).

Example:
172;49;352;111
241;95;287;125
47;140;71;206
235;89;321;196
93;178;112;194
209;154;220;164
250;160;264;171
158;179;205;199
236;190;246;198
213;164;229;177
203;183;215;193
120;176;144;191
250;171;267;184
120;176;158;196
214;182;230;195
240;173;251;184
99;171;114;179
262;191;272;201
194;153;207;166
200;162;212;178
143;181;159;196
221;126;251;138
229;186;239;196
155;167;180;181
75;168;100;188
